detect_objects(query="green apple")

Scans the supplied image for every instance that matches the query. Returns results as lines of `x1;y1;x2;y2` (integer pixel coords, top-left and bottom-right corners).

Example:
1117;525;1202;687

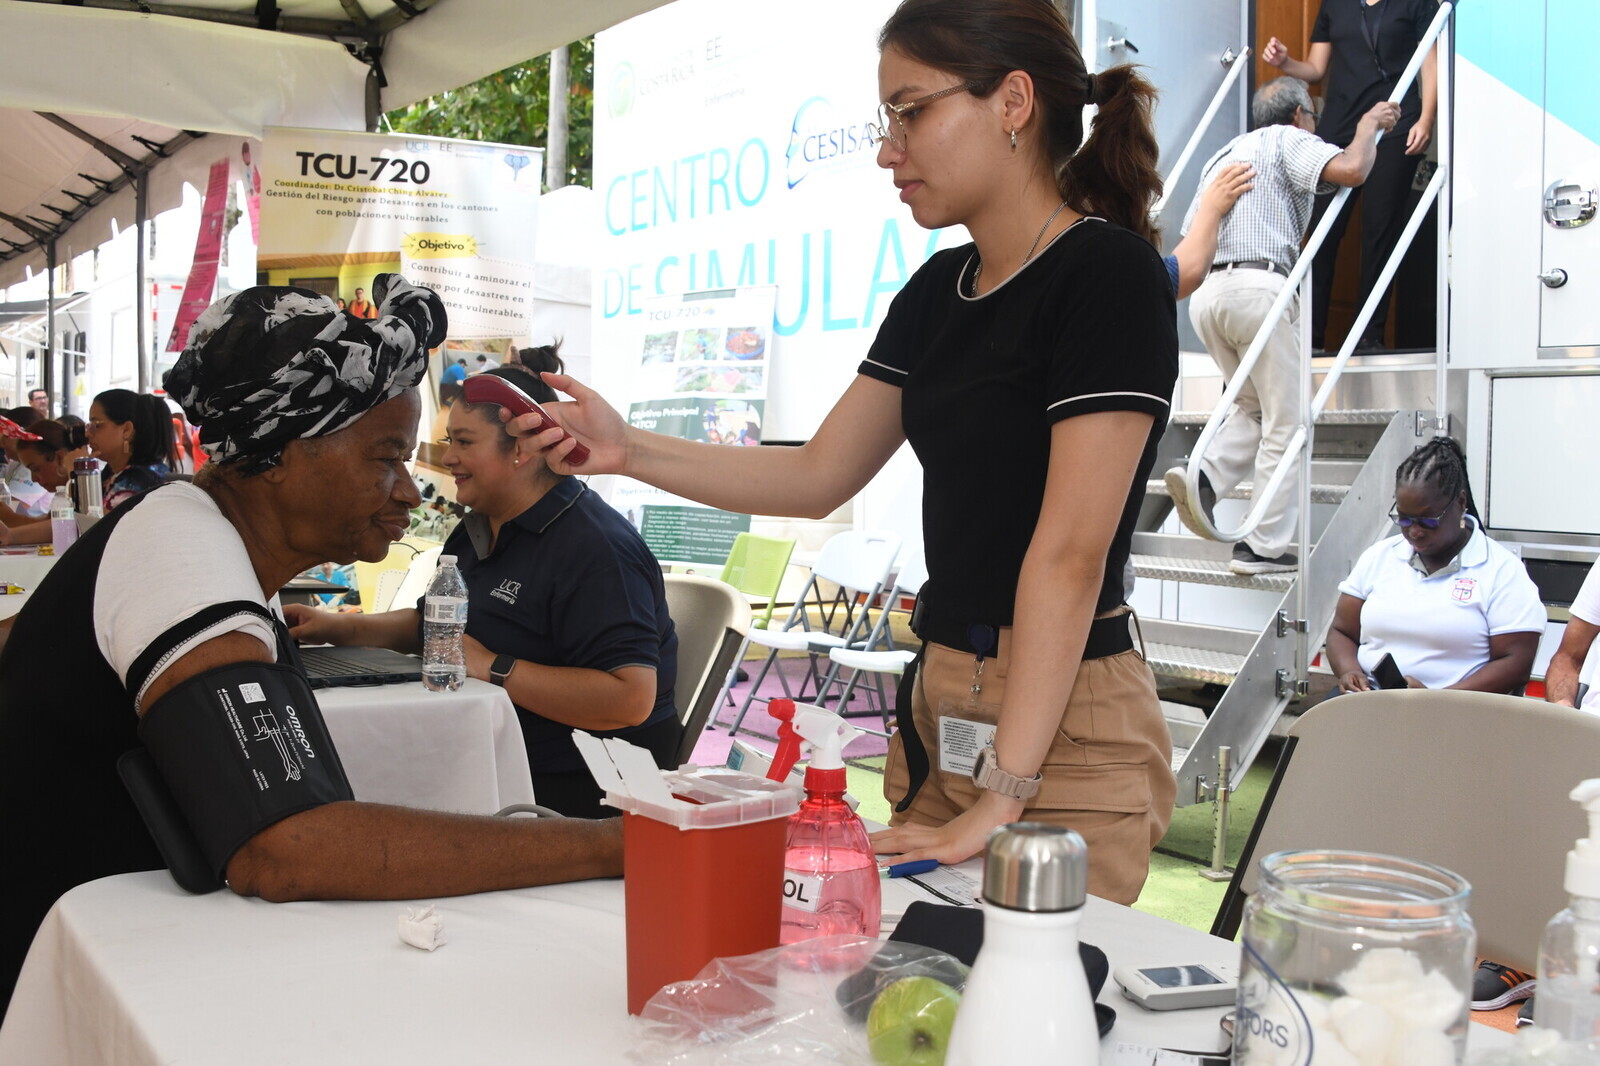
867;975;962;1066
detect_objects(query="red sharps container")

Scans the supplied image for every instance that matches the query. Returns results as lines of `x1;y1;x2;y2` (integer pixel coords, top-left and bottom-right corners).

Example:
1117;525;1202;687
610;766;802;1014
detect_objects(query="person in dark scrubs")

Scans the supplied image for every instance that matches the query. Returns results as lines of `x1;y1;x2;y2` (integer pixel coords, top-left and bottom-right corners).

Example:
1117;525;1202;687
1263;0;1438;351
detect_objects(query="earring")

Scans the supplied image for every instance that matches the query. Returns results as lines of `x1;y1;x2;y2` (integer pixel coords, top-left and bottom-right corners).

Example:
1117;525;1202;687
1459;515;1465;529
1009;127;1017;151
513;458;521;467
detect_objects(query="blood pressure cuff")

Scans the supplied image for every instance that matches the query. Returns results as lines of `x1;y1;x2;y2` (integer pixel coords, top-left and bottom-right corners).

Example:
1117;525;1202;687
136;660;354;881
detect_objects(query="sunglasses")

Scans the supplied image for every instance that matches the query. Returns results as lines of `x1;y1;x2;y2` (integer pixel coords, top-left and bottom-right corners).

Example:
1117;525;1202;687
1388;504;1452;530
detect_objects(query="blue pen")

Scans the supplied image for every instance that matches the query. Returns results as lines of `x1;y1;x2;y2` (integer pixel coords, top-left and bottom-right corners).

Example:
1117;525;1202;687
884;859;940;878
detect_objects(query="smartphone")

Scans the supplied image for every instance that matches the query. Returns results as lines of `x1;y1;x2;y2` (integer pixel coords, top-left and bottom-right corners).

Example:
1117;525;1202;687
1113;962;1238;1011
460;374;590;466
1372;652;1408;690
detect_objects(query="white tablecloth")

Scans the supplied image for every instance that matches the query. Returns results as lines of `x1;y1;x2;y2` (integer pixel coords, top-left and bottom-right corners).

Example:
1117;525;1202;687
319;678;535;815
0;547;54;620
0;868;1515;1065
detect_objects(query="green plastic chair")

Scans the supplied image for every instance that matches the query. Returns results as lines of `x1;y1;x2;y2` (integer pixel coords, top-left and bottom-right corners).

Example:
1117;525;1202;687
717;533;795;631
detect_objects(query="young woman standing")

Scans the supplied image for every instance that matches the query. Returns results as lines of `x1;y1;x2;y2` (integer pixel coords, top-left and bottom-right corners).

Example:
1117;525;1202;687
523;0;1179;903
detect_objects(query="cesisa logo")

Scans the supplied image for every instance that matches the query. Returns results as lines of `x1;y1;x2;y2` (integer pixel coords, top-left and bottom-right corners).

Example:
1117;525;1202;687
785;97;879;189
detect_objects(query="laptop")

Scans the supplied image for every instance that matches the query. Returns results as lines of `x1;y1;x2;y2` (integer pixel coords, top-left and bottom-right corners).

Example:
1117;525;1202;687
298;646;424;689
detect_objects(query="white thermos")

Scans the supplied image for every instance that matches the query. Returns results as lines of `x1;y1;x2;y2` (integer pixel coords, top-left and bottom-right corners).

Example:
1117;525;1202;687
946;823;1099;1066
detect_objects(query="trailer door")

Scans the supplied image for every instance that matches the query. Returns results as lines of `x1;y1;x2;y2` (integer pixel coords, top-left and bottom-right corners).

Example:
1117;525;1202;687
1540;0;1600;350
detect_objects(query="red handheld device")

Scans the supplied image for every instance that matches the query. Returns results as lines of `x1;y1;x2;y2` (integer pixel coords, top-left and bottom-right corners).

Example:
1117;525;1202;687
460;374;590;466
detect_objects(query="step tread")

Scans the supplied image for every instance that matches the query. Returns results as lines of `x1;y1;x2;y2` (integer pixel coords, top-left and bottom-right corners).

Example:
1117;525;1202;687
1146;479;1349;504
1145;641;1245;685
1170;408;1399;427
1131;554;1294;592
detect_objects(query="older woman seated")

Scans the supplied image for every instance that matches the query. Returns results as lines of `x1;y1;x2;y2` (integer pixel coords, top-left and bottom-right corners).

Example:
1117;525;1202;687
286;347;681;819
1325;437;1545;695
0;278;620;1020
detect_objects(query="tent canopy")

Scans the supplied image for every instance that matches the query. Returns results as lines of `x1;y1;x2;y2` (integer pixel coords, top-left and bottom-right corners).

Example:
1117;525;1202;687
0;0;667;288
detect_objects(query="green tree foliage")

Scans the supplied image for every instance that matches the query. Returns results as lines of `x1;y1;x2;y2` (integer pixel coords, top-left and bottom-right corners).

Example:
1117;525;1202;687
386;38;594;190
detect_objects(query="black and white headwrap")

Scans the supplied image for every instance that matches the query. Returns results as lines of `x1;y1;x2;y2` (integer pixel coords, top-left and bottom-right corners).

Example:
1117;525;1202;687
164;274;446;475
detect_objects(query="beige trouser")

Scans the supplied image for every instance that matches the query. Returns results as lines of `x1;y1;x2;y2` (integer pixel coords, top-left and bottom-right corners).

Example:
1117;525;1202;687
1189;266;1305;559
884;632;1176;906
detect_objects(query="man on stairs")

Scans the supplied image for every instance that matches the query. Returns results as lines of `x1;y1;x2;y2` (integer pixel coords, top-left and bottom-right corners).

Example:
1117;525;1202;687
1166;77;1397;575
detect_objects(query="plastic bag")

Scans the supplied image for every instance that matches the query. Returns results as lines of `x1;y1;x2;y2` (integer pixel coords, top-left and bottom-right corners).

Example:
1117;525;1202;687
629;935;970;1065
1466;1027;1600;1066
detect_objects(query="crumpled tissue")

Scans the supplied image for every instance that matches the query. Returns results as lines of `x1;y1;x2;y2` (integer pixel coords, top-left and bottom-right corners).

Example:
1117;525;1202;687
398;905;445;951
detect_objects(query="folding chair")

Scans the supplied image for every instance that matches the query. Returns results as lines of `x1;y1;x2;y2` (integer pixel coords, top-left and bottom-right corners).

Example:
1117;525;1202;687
1211;690;1600;972
724;529;901;738
661;574;750;768
824;549;927;736
718;533;796;633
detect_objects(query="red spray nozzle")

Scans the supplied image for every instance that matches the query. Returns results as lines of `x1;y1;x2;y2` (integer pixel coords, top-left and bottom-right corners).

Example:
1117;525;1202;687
767;699;801;781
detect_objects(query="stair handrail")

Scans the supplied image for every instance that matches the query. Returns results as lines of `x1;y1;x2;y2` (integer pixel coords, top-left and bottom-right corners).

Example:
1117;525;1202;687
1174;0;1453;550
1150;45;1252;219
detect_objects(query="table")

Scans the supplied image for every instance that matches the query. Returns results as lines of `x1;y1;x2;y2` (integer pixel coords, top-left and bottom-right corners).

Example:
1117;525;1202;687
319;678;535;815
0;869;1514;1065
0;546;54;621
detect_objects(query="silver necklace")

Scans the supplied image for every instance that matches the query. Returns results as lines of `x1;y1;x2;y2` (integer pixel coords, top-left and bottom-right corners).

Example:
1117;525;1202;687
970;199;1070;296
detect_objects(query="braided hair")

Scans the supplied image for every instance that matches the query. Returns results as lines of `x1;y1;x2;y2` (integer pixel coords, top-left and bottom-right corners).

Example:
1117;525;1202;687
1395;436;1480;522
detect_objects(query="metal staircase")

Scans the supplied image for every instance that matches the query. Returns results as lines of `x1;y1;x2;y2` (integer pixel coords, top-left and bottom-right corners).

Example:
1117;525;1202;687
1135;406;1424;806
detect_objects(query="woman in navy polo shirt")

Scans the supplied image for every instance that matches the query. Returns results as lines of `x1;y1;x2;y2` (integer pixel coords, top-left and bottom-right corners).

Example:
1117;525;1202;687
289;352;681;818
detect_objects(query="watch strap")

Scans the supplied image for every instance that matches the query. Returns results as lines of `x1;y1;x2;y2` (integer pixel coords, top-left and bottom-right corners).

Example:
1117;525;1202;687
973;746;1042;800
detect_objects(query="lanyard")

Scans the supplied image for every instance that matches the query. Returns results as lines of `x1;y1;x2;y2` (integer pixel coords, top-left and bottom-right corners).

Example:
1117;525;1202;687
1358;0;1390;80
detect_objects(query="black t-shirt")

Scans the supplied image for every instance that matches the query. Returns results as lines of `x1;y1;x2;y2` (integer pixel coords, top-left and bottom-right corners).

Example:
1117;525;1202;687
434;477;679;774
857;217;1177;633
1311;0;1436;147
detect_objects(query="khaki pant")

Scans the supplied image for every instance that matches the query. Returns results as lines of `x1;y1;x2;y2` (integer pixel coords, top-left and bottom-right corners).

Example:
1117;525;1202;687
1189;266;1304;560
884;633;1176;906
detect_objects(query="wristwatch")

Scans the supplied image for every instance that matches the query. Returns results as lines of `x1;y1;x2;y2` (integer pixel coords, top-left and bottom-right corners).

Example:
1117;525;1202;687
489;653;517;687
971;746;1042;800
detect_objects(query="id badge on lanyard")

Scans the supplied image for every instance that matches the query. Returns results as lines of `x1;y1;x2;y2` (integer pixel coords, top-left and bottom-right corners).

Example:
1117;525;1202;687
937;624;999;777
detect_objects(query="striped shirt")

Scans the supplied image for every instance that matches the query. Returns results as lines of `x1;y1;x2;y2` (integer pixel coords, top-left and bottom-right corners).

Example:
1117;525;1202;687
1181;123;1343;275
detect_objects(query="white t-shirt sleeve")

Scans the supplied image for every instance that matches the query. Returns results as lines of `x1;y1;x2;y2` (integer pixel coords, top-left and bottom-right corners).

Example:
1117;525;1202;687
95;483;278;709
1338;538;1391;600
1484;551;1548;636
1571;558;1600;627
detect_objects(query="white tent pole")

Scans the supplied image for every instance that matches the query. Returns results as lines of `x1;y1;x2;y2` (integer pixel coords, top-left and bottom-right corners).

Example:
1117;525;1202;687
45;240;56;410
136;171;150;393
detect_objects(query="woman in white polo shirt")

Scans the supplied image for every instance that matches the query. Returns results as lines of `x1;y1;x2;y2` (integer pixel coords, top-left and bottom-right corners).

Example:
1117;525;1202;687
1326;437;1545;694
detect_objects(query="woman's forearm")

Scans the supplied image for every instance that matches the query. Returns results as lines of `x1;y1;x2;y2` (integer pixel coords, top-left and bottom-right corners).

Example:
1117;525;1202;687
991;554;1102;779
498;661;657;732
1324;627;1361;678
621;375;906;519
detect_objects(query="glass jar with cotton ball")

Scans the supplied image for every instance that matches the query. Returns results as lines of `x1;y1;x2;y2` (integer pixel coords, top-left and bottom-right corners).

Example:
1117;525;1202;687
1234;850;1475;1066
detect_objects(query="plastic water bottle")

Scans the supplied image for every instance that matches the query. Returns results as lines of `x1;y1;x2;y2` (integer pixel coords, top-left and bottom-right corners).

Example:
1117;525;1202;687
0;479;13;512
50;487;77;555
422;554;468;692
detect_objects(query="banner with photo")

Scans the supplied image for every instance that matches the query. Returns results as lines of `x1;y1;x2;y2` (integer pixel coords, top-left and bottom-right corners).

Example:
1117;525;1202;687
612;285;775;565
257;127;542;477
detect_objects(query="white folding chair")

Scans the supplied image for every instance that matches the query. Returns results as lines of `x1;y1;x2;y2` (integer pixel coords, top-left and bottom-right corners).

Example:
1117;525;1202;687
824;549;926;737
724;529;901;738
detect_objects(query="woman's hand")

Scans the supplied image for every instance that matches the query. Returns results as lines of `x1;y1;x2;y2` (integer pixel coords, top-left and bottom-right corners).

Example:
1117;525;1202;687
1338;669;1372;694
462;634;495;682
282;603;350;646
868;789;1025;866
1405;117;1432;156
1404;675;1426;689
502;373;630;477
1262;36;1289;67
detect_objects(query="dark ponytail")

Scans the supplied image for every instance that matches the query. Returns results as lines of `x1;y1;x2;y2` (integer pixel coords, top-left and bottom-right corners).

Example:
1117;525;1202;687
878;0;1163;247
1062;65;1163;247
22;418;86;457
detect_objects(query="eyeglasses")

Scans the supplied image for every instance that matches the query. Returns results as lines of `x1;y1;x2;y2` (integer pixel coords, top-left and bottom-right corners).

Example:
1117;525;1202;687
1389;504;1452;530
869;83;973;153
